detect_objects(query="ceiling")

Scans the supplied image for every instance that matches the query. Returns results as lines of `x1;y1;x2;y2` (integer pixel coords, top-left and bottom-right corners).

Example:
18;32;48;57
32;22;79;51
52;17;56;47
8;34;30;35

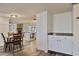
0;3;72;23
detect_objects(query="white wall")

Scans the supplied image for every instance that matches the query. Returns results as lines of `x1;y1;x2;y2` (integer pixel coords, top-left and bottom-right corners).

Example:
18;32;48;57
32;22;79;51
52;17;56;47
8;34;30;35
0;17;9;46
52;11;72;33
10;17;34;24
47;11;53;33
0;17;9;33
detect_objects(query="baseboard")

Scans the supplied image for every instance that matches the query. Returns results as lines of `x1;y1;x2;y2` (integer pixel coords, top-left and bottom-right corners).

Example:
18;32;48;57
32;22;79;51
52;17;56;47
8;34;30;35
48;50;73;56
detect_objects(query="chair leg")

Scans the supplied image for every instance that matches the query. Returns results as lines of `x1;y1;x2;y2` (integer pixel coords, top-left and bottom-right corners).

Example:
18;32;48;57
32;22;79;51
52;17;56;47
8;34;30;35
10;44;13;51
22;41;23;46
13;45;15;56
20;43;22;50
9;44;12;51
4;44;6;52
9;45;10;51
4;44;7;52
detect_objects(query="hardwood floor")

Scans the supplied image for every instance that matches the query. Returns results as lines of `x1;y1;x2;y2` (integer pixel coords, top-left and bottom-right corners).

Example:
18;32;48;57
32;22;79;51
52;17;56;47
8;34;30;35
0;39;64;56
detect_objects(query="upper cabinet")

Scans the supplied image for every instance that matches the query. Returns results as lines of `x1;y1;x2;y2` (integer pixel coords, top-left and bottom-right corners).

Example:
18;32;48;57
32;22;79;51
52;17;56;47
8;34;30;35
73;4;79;37
73;4;79;18
53;12;73;33
73;4;79;56
47;12;53;33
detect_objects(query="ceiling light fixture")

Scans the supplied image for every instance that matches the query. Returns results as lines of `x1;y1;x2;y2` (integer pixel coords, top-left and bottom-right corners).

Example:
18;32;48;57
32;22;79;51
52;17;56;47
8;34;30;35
10;14;17;18
33;15;37;22
33;18;36;20
33;18;37;23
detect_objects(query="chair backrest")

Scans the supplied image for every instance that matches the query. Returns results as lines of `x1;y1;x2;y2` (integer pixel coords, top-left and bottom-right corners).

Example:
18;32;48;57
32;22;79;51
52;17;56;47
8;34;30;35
14;33;23;39
13;35;22;42
1;33;6;43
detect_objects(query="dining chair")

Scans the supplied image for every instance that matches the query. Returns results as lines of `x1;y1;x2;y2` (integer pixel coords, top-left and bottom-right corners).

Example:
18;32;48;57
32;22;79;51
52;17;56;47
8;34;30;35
1;33;12;52
12;35;23;55
21;33;24;46
17;32;24;46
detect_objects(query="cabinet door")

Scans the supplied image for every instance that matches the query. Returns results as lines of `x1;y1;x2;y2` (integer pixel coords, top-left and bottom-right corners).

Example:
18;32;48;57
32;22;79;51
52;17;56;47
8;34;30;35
48;36;63;52
48;37;57;51
53;12;72;33
73;22;79;55
62;37;73;55
73;38;79;55
55;36;64;52
48;35;53;50
73;4;79;56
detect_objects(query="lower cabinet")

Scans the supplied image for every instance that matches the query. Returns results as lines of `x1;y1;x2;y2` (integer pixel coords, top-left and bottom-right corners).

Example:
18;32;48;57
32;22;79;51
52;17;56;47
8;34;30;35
48;36;63;52
73;38;79;56
48;35;73;55
61;37;73;54
48;37;57;51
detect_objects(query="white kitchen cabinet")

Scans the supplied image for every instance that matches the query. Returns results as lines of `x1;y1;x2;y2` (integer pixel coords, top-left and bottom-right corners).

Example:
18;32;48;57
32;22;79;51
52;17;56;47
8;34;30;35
36;10;73;54
53;36;63;52
73;19;79;55
62;37;73;54
73;39;79;55
73;4;79;56
48;36;58;51
73;21;79;55
48;36;64;52
48;35;73;55
53;12;72;33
